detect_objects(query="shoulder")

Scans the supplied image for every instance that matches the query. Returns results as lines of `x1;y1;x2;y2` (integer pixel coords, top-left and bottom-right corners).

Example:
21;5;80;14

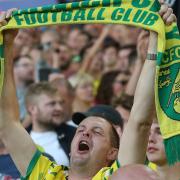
22;150;69;179
93;160;120;180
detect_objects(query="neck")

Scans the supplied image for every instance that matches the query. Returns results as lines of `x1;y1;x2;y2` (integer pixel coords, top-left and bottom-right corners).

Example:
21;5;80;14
32;120;54;132
15;77;26;89
156;163;169;179
68;159;108;180
68;165;95;180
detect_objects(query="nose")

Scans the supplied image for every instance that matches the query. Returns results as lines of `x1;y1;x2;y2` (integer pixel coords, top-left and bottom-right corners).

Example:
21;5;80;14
87;85;93;93
82;130;91;138
28;65;34;73
55;102;63;111
148;132;156;144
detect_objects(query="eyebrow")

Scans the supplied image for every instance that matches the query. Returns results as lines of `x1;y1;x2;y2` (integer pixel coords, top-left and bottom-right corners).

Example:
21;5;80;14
78;125;104;132
78;125;86;129
93;126;104;130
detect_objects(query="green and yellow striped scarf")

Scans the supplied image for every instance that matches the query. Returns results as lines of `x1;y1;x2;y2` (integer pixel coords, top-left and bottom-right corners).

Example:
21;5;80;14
0;0;179;165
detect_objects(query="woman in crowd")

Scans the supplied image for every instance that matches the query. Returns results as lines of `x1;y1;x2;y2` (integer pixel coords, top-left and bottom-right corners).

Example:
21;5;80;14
69;73;95;113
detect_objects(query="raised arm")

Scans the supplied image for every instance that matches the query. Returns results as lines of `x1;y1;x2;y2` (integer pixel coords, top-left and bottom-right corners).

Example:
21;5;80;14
80;25;111;73
0;10;37;176
125;30;149;96
119;3;176;165
119;31;157;165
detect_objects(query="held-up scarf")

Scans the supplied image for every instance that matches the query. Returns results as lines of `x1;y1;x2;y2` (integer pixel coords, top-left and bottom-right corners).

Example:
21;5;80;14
0;0;179;165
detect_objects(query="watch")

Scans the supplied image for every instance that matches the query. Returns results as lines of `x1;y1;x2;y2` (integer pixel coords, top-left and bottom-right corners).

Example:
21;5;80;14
146;53;157;60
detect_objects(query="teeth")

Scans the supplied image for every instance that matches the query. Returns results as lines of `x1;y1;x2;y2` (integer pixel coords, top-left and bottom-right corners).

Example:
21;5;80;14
79;140;90;151
80;141;88;145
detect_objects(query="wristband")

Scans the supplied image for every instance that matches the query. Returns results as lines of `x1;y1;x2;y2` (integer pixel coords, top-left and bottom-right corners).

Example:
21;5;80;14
146;53;157;60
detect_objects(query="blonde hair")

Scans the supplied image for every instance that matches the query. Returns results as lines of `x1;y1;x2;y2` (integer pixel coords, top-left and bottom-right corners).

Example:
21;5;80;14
25;82;58;106
69;73;94;89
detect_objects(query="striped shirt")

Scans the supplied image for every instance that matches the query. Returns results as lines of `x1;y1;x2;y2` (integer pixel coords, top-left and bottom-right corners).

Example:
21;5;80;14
21;150;120;180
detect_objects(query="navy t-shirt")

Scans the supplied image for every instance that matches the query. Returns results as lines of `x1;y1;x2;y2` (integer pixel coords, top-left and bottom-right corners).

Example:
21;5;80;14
0;154;20;179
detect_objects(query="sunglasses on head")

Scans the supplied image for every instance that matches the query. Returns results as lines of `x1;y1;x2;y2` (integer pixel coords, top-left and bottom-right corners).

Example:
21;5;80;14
38;42;52;51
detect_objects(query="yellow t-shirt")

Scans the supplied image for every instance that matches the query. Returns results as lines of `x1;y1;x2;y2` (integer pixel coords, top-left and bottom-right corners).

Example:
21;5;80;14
21;150;120;180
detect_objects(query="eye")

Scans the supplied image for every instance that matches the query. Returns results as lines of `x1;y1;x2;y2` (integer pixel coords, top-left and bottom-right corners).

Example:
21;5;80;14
77;129;83;133
93;129;103;136
156;129;161;135
58;100;64;106
76;128;84;133
48;101;56;106
154;127;161;135
95;131;101;135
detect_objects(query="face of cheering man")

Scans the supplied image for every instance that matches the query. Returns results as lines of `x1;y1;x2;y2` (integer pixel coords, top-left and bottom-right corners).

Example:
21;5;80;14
70;117;119;172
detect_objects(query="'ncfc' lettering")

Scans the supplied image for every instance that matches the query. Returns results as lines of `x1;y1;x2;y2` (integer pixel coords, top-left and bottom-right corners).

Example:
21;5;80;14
163;46;180;64
14;7;158;27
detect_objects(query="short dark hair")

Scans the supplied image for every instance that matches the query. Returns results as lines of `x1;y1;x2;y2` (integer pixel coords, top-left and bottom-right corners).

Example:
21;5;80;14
108;124;120;166
103;36;120;51
110;125;120;149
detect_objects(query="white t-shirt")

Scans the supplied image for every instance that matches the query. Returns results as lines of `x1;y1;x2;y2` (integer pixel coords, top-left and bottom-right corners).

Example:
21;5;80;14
30;131;69;166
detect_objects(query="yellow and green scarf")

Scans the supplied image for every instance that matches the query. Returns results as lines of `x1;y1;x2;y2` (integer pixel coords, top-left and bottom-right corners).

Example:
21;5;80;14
0;0;179;165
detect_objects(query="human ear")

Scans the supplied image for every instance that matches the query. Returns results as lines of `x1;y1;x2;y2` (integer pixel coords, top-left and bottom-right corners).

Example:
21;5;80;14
107;147;118;161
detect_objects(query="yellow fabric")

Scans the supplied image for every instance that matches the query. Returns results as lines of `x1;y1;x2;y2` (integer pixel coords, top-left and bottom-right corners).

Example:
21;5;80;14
93;78;100;95
22;151;119;180
148;162;157;171
155;24;180;139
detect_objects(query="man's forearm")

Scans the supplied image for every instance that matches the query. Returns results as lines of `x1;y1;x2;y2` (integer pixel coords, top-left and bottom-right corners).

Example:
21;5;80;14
131;32;157;125
119;32;157;165
0;36;37;176
119;60;156;165
1;40;19;121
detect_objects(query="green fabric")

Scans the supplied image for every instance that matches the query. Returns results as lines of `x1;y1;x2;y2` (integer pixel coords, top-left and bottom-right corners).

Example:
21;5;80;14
164;135;180;165
21;150;41;180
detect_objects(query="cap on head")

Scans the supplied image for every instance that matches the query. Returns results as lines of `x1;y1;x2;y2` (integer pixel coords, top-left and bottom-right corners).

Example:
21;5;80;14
72;104;123;128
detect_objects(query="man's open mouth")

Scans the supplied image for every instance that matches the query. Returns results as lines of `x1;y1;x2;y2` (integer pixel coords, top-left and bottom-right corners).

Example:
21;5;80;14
78;140;90;152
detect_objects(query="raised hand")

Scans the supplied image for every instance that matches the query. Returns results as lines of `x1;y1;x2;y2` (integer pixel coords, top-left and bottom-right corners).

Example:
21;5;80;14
158;1;177;25
0;8;18;44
